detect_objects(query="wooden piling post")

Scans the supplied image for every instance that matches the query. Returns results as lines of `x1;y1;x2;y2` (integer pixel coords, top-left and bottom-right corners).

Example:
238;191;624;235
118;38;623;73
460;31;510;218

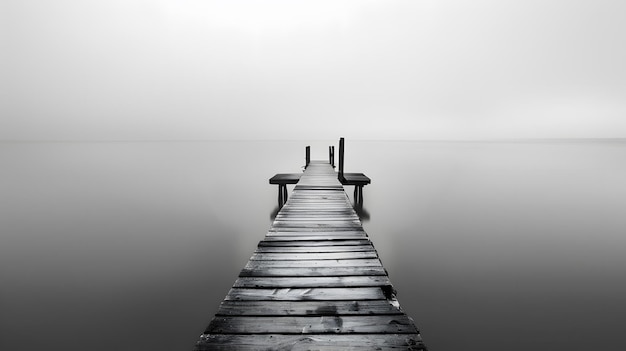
338;137;345;182
354;185;363;205
278;184;287;208
328;146;332;165
305;146;310;169
281;184;288;204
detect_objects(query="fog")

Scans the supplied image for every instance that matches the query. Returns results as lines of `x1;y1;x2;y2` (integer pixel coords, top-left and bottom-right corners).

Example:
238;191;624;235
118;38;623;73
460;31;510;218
2;0;625;140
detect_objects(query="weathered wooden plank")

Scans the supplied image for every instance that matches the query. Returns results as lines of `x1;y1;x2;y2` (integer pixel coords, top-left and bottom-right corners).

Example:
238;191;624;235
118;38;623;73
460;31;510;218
271;222;361;226
266;230;366;236
279;202;353;205
285;194;347;197
283;204;350;207
263;235;370;241
233;276;392;288
267;230;365;235
250;251;378;260
195;334;426;351
270;226;363;230
255;245;375;253
274;216;360;221
269;173;301;184
285;199;349;202
282;205;350;208
285;201;349;204
274;216;359;220
342;172;372;185
265;234;367;239
282;195;349;198
276;209;357;213
284;201;348;204
205;315;418;334
273;219;361;224
292;187;347;191
239;266;387;277
224;287;386;301
280;209;352;213
244;259;383;269
257;239;371;247
216;300;404;316
276;209;356;214
288;194;346;197
285;198;350;202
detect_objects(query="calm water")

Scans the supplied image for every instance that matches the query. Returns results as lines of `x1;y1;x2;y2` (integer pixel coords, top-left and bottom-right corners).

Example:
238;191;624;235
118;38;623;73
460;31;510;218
1;140;625;351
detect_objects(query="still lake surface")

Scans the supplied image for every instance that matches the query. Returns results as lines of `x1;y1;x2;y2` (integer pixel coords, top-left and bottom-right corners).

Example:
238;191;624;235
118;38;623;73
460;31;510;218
1;140;625;351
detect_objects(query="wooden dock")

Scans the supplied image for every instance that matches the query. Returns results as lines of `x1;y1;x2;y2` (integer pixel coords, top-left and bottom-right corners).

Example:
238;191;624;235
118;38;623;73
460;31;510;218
195;161;426;350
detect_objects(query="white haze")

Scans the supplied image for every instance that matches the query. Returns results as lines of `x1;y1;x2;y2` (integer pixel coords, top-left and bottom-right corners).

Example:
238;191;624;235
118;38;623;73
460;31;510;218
2;0;625;141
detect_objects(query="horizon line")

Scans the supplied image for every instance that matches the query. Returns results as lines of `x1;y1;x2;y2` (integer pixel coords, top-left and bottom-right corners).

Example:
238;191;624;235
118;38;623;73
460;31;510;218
1;137;625;143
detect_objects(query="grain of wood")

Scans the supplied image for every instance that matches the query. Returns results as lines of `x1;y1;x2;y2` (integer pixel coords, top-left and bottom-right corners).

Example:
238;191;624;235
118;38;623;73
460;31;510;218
223;287;387;301
195;334;426;351
233;276;392;288
255;245;375;253
215;300;405;316
205;315;418;334
257;239;371;247
239;266;388;277
244;259;383;269
250;251;378;260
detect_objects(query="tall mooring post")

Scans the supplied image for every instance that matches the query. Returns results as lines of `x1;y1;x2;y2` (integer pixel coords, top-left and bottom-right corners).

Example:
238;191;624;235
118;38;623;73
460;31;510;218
305;145;310;169
338;137;345;182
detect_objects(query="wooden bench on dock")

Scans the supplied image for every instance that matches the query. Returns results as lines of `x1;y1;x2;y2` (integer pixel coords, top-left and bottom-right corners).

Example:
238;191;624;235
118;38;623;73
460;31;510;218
338;137;371;205
196;158;426;350
269;173;301;208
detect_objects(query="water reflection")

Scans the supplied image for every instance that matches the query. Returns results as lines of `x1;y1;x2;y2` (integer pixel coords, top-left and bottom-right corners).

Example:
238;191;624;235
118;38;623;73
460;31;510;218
269;205;280;220
354;203;371;222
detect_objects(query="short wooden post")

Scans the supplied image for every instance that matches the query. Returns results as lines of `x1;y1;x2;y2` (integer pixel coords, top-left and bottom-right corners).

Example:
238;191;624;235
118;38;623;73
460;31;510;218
305;146;310;169
338;138;345;182
278;184;284;208
329;146;335;168
353;185;363;205
277;184;289;208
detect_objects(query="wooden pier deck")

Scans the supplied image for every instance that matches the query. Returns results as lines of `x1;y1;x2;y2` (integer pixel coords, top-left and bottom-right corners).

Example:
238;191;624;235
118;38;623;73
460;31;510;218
195;161;426;350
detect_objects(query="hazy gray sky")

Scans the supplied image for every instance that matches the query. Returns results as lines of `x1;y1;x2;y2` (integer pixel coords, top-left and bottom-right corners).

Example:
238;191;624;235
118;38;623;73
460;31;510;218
2;0;625;140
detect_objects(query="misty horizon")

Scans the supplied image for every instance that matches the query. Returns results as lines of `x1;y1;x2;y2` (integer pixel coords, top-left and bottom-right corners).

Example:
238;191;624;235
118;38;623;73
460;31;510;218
3;0;626;141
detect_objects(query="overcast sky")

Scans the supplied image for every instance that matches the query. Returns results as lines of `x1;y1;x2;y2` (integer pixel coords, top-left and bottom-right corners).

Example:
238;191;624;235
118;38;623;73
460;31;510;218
2;0;625;140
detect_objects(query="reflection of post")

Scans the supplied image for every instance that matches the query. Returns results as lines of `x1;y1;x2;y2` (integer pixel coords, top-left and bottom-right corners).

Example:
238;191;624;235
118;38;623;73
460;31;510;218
305;146;310;169
338;137;345;182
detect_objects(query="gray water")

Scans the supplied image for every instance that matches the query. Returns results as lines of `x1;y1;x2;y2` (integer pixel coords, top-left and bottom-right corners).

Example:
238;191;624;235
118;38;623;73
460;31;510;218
1;140;625;351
